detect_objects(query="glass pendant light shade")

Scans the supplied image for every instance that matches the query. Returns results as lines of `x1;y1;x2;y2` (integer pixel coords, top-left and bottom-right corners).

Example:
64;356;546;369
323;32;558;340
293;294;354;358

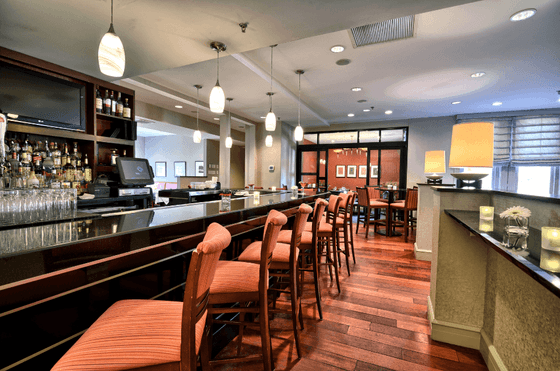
210;84;225;113
193;130;202;143
265;110;276;131
265;135;273;147
98;25;125;77
294;125;304;141
225;136;233;148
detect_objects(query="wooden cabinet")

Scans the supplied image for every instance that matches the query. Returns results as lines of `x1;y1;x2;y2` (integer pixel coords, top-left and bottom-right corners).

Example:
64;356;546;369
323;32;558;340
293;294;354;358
1;47;136;181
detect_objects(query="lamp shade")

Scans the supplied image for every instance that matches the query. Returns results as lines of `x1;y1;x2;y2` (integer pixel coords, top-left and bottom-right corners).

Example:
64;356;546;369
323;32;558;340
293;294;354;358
265;111;276;131
265;135;273;147
209;84;225;113
449;122;494;168
424;151;446;173
225;136;232;148
294;125;304;142
98;25;125;77
193;130;202;143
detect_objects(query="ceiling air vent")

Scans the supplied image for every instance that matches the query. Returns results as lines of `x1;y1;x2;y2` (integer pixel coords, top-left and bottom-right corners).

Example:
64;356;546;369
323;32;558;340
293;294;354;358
349;15;414;48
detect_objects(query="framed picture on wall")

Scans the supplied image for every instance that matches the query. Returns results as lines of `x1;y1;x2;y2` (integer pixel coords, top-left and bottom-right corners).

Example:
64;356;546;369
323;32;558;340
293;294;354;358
155;162;167;177
358;165;367;178
195;161;205;176
371;165;379;178
347;165;357;178
336;165;345;178
174;161;186;177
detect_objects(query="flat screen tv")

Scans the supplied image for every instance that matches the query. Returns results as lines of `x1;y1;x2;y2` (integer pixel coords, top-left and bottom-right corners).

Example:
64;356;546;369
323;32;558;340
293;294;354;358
0;62;86;131
116;157;154;186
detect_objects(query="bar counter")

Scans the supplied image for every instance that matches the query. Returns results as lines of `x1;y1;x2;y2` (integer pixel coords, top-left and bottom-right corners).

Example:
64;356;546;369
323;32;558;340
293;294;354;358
0;190;327;370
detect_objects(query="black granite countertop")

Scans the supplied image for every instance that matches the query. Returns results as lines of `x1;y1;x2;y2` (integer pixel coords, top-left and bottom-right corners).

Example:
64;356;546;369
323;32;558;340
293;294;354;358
433;186;560;204
445;210;560;299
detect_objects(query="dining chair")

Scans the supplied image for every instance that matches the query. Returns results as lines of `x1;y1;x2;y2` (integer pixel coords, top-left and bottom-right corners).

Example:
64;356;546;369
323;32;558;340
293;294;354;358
356;187;389;237
51;222;232;371
334;191;356;272
316;195;342;292
204;210;287;371
389;188;418;241
238;203;313;359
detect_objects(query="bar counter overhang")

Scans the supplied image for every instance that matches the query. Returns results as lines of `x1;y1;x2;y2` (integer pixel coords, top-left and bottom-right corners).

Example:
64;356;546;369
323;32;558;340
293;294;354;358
0;190;327;370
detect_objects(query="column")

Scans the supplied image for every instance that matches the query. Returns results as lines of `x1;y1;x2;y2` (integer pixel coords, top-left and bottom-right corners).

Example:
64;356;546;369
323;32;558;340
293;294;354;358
245;125;256;186
219;115;230;189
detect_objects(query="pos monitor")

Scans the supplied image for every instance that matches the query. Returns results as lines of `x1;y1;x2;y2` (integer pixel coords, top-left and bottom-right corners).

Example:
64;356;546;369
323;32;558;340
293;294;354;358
116;157;155;187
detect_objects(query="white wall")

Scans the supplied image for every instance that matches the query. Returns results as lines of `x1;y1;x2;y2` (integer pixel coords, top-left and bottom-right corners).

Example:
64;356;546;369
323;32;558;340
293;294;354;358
134;136;146;158
281;123;297;188
143;135;206;183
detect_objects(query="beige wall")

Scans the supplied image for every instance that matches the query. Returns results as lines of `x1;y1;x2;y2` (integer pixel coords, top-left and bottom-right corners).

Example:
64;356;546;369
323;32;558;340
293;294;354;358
255;121;283;188
230;144;245;189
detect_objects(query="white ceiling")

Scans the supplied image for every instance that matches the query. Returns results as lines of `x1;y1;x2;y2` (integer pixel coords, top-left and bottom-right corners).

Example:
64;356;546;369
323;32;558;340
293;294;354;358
2;0;560;137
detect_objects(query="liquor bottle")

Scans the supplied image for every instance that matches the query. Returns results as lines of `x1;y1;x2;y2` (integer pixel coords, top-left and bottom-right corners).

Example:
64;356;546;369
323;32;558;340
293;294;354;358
28;170;40;189
83;153;92;183
71;143;82;190
50;167;61;189
95;88;103;113
104;90;111;114
123;98;131;119
12;167;25;189
22;134;33;154
51;142;62;169
61;143;69;167
110;91;117;116
116;92;123;117
43;146;54;186
20;143;32;179
63;144;75;182
8;139;20;172
32;148;44;187
110;149;119;166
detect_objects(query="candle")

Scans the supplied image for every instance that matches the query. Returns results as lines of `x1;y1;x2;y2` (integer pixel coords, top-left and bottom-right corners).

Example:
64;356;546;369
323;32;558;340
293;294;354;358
253;191;260;205
542;227;560;251
479;219;493;232
271;186;276;191
479;206;494;220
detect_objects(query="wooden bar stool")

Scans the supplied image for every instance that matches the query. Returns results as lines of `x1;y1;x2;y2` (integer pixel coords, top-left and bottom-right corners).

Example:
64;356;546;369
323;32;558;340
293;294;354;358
389;188;418;241
205;210;287;371
277;198;328;320
317;195;342;292
51;223;232;371
238;203;313;359
334;191;356;274
356;187;388;237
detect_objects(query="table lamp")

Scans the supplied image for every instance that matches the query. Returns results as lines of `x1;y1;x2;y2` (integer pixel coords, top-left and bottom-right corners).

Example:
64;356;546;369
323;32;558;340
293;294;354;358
449;122;494;189
424;150;446;184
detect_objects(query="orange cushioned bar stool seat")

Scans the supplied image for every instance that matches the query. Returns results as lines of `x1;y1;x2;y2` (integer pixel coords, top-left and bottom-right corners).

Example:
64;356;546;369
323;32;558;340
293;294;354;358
355;187;388;238
52;222;232;371
205;210;287;371
238;203;313;358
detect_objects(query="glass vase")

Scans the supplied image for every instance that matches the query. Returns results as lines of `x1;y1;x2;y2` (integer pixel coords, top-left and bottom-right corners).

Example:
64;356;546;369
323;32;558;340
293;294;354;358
502;215;529;250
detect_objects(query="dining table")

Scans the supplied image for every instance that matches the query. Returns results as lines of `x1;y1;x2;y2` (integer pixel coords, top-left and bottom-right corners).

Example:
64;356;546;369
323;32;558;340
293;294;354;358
373;186;406;237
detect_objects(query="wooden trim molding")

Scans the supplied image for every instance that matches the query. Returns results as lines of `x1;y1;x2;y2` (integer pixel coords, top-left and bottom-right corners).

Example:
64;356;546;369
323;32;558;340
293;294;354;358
413;242;432;261
480;330;509;371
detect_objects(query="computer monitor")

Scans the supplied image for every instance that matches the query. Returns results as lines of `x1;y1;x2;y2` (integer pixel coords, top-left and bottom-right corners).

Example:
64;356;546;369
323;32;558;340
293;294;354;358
116;157;154;186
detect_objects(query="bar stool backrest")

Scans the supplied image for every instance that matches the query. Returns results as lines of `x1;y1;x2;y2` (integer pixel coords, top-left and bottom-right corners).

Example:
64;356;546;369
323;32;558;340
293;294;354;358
312;199;328;243
405;188;418;210
289;203;313;266
337;193;349;217
345;191;357;221
261;210;288;278
356;187;369;207
367;186;381;200
326;195;341;224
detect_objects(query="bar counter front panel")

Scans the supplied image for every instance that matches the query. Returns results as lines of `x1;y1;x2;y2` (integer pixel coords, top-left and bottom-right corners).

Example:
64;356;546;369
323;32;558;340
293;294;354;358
0;191;327;370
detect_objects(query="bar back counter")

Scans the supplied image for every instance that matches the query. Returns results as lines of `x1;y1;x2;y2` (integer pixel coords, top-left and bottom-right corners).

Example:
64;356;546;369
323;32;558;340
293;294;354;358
423;186;560;371
0;191;327;370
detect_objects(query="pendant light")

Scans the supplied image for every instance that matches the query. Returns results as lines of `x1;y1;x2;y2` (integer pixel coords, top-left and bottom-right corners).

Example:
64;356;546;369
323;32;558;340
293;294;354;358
98;0;125;77
265;135;273;147
294;70;304;142
225;98;233;149
209;42;226;113
193;84;202;143
265;45;277;131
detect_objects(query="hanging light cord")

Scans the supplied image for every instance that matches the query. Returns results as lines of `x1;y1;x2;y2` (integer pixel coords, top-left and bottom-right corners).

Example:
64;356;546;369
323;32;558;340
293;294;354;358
298;73;301;126
196;87;199;130
110;0;114;25
269;46;274;110
216;49;220;85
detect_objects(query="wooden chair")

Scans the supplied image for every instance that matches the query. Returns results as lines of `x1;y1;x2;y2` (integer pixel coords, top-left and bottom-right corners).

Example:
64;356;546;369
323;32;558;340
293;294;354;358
355;187;389;237
317;195;342;292
205;210;287;371
238;203;313;358
52;223;232;371
389;188;418;242
334;191;356;274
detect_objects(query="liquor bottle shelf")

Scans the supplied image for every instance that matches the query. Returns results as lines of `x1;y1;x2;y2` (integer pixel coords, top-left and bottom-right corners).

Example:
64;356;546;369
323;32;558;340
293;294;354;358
95;112;133;122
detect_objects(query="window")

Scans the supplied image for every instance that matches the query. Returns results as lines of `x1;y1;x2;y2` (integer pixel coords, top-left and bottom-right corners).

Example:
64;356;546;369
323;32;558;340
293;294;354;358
517;166;551;195
319;131;358;144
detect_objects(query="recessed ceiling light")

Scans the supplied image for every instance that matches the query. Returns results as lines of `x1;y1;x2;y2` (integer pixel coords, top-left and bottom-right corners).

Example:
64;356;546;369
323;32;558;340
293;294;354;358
385;110;393;115
558;98;560;102
471;72;486;78
492;101;503;106
452;101;461;105
260;116;266;119
510;8;536;22
175;105;183;108
214;117;220;120
348;113;355;117
363;109;371;112
336;59;351;66
330;45;345;53
351;87;362;92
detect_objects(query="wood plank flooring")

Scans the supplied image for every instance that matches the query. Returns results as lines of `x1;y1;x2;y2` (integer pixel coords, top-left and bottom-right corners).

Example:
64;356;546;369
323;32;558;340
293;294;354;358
210;224;489;371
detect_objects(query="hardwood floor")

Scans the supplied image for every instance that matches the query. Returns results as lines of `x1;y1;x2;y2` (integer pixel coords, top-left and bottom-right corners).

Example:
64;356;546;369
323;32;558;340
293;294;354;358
210;224;489;371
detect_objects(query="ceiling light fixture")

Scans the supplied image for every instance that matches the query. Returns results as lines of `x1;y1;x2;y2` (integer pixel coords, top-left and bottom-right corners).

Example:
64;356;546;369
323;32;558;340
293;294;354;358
363;109;370;112
510;8;536;22
348;113;355;117
385;110;393;115
193;85;202;143
471;72;486;78
330;45;345;53
294;70;304;142
492;101;503;106
266;135;273;147
351;87;362;92
265;45;278;132
98;0;125;77
452;101;461;105
225;98;233;148
209;41;226;113
213;117;220;121
175;105;183;109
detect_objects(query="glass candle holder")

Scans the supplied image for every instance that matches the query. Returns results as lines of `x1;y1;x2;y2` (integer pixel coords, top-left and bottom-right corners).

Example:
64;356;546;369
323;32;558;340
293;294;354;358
253;191;260;205
479;206;494;220
479;219;494;232
540;227;560;273
502;215;529;250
